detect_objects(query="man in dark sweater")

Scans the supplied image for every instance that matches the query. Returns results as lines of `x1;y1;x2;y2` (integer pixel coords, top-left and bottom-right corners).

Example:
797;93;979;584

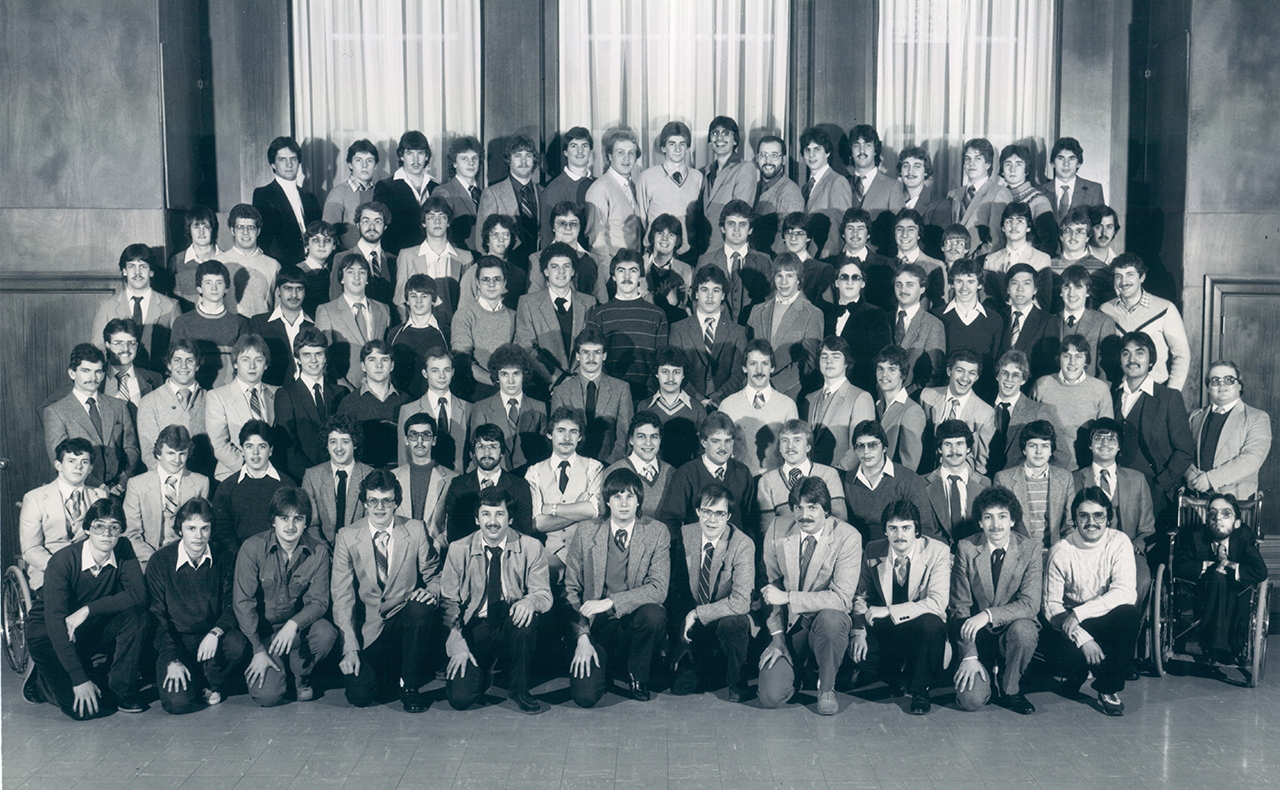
587;249;670;401
842;420;935;543
24;497;149;719
656;411;755;539
212;420;290;554
146;498;249;714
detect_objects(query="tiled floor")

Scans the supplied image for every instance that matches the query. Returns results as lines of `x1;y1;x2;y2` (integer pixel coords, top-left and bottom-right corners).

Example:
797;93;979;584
4;643;1279;790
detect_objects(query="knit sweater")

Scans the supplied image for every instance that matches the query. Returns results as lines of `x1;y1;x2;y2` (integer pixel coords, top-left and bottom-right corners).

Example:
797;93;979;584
1032;373;1114;468
588;298;670;394
146;540;240;666
450;302;516;372
1043;528;1136;646
1101;292;1191;390
212;473;291;552
603;458;673;519
171;309;249;390
634;164;705;254
719;388;799;476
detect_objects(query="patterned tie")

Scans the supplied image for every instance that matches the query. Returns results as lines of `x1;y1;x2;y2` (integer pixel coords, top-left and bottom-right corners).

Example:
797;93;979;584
585;381;597;421
1058;185;1070;219
946;398;959;420
558;460;570;494
116;371;132;404
64;489;85;540
86;397;104;441
249;386;264;420
369;251;380;279
518;181;537;222
507;397;519;428
131;295;144;327
798;534;817;589
991;548;1006;587
1066;314;1077;328
335;470;349;530
802;177;815;202
163;475;180;536
436;397;449;431
1009;310;1023;347
374;530;390;588
313;383;326;421
962;185;976;214
481;477;495;490
353;302;368;342
469;184;482;207
181;387;193;411
1099;468;1112;500
703;317;715;357
894;555;909;586
752;392;765;410
853;174;866;203
895;309;907;344
698;543;714;604
730;252;741;278
486;545;504;619
671;170;683;186
614;529;628;552
787;467;802;490
949;474;964;530
713;466;725;481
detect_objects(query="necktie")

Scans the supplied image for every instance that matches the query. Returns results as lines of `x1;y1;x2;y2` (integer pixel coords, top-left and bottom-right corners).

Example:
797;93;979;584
558;459;570;494
991;548;1006;587
991;402;1011;472
706;160;719;188
313;383;326;420
335;470;349;530
703;317;715;357
436;397;448;430
895;309;907;344
962;185;976;214
86;397;104;441
730;252;741;278
518;181;537;221
64;489;85;540
949;474;963;529
614;529;628;552
787;467;802;490
643;464;656;484
802;177;815;202
163;475;180;536
1058;185;1071;219
507;397;519;427
374;530;390;588
671;170;683;186
486;545;505;620
555;297;568;315
181;388;193;411
946;398;959;420
627;179;638;206
713;466;725;481
353;302;368;342
481;477;495;490
249;386;264;420
1099;468;1112;500
1066;314;1077;328
753;392;765;410
1009;311;1023;346
131;296;144;327
116;371;132;403
369;251;380;279
894;555;909;586
698;543;714;604
585;381;598;421
469;184;482;207
798;534;817;589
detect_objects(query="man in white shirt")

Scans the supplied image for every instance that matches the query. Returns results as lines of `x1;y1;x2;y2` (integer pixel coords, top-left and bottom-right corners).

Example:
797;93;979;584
718;340;800;477
395;197;473;315
525;407;604;572
249;268;315;386
586;130;644;265
325;202;395;306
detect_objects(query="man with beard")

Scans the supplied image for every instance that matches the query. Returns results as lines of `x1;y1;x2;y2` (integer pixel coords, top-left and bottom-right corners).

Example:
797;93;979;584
325;202;396;306
751;135;804;253
476;135;543;255
442;423;536;543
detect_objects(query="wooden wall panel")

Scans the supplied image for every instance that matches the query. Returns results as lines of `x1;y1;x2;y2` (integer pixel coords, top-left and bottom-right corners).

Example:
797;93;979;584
160;0;218;212
0;209;168;274
482;0;547;184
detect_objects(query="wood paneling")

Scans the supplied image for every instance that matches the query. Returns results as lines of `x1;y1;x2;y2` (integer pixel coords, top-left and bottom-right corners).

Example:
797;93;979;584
0;209;168;273
160;0;218;212
482;0;546;184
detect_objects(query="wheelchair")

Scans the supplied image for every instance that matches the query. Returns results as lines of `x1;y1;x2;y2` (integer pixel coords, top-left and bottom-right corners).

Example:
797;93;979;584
3;558;32;674
1150;490;1270;687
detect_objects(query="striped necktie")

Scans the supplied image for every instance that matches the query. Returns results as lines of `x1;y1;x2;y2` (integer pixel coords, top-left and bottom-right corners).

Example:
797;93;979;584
698;543;714;604
703;317;715;357
163;475;180;536
64;489;85;540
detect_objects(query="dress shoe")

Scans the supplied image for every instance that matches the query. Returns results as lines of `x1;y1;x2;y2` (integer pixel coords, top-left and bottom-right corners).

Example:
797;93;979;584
1004;693;1035;715
909;693;932;715
401;687;427;713
203;688;223;706
1097;692;1124;716
509;689;540;713
726;682;751;703
816;691;839;715
21;663;42;705
295;681;314;702
628;674;651;701
116;697;147;714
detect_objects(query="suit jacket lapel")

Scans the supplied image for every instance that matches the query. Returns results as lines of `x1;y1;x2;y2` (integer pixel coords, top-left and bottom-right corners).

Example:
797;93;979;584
976;540;996;604
625;524;647;589
907;538;927;599
804;526;835;592
876;546;894;604
388;521;411;582
927;476;950;529
590;524;608;600
783;528;801;590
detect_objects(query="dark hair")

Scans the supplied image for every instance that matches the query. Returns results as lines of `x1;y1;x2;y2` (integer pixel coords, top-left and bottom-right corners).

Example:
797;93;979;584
504;135;538;163
360;339;392;362
269;486;313;524
819;336;853;370
654;345;689;375
540;241;578;274
572;325;607;358
154;424;193;457
799;127;833;155
1060;263;1094;293
628;410;664;439
647;213;684;251
1005;263;1039;289
549;200;583;224
947;257;984;282
175;497;216;529
359;468;403;506
780;212;810;237
404;273;438;299
68;343;105;371
1018;419;1057;453
1058;333;1093;366
700;411;735;441
404;412;437;436
974;486;1023;524
562;126;594;151
894;208;925;233
196;260;231;289
1088;417;1124;443
840;207;873;234
874;346;909;377
848;124;883;164
692;263;729;292
998;143;1035;182
346;138;380;164
228;203;263;230
698;483;732;511
963;138;996;171
893;262;923;297
471;423;508;456
1120;330;1159;366
946;347;983;374
55;437;95;463
118;243;154;273
477;485;515;517
657;121;692;148
852;419;888;448
355;201;391;226
602;467;645;514
1111;251;1147;278
941;223;972;244
1207;492;1243;524
446;135;482;173
481;215;517;253
322;414;362;450
744;338;776;369
787;476;832;515
719;199;753;227
292;325;329;356
232;333;271;367
338;251;370;278
1071;486;1113;524
1001;201;1035;228
1050;137;1085;164
396;131;431;162
1088;204;1120;229
757;134;786;156
881;499;922;536
267;136;301;164
547;405;586;436
474;255;508;281
85;496;126;528
103;318;141;344
420;196;454;222
609;248;645;279
183;206;219;244
934;418;974;451
487;343;529;377
1062;205;1093;231
275;266;308;291
302;220;337;245
239;419;273;446
707;116;740;146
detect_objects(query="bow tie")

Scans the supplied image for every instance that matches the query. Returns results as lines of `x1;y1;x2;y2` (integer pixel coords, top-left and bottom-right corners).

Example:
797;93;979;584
841;303;859;316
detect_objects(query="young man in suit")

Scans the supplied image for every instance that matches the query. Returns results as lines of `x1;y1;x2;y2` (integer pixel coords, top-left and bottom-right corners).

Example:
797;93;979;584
999;264;1058;381
635;121;703;256
828;208;898;314
90;244;179;370
331;469;441;712
397;347;471;471
847;125;893;217
886;147;945;245
950;487;1041;715
551;327;632;465
206;334;277;482
1102;254;1191;391
719;339;800;478
234;486;338;706
123;425;210;569
252;136;320;266
211;420;291;553
372;130;436;256
1042;137;1105;225
1044;487;1139;716
843;420;935;544
669;483;755;701
316;253;391;389
432;135;483;250
249;267;315;387
525;407;604;572
757;419;848;535
393;413;457;550
752;135;805;253
758;476;862;715
874;346;927;473
891;263;945;390
747;253;823;400
669;264;747;409
441;423;536;543
300;415;371;547
170;260;249;389
540;127;596;248
476;135;542;255
395;197;473;318
565;468;670;706
273;326;345;481
23;497;149;719
701;116;759;254
514;243;593;395
824;227;894;388
321;138;378;250
890;210;944;303
324;201;396;306
923;419;993;547
947;137;1011;254
470;343;548;472
994;421;1076;549
694;199;772;323
585;129;644;267
1053;264;1121;382
806;336;875;471
920;349;997;474
1088;205;1121;265
798;127;852;258
138;342;211;479
442;486;552;713
102;318;163;417
44;343;139;493
850;499;951;715
19;438;107;593
1186;361;1272;499
989;350;1060;474
588;249;670;401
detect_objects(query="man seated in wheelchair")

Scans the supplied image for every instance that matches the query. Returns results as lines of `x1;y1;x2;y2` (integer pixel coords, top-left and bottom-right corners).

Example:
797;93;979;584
1172;493;1268;665
19;438;109;595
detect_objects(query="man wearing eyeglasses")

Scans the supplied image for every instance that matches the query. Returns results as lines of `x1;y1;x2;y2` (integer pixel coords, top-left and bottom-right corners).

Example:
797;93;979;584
1186;361;1272;499
23;497;149;718
90;244;179;371
220;203;283;318
101;319;162;421
751;136;803;253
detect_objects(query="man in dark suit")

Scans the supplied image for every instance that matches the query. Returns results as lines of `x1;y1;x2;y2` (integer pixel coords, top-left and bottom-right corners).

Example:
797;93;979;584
252;136;321;266
669;265;748;409
300;415;371;547
514;243;595;395
824;211;895;374
476;135;543;256
551;327;632;465
1052;264;1121;382
274;326;348;481
988;350;1060;475
923;420;993;547
315;254;392;389
372;130;437;255
432;135;484;250
249;267;315;387
950;487;1040;715
325;202;397;306
44;344;140;493
999;264;1058;381
441;423;535;543
1041;137;1105;225
946;137;1010;253
397;347;472;472
694;199;772;324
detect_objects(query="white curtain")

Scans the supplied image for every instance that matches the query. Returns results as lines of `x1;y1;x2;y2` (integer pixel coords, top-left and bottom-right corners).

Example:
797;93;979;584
292;0;482;196
877;0;1057;195
558;0;789;173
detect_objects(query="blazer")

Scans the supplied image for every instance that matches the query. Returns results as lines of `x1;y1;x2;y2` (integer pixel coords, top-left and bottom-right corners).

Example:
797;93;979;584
206;381;279;481
476;177;541;251
123;470;210;566
920;387;997;473
441;527;552;654
1173;524;1268;586
821;296;893;391
806;380;876;471
851;169;895;216
102;366;163;424
1050;309;1120;382
247;312;315;386
253;179;321;265
550;375;632;464
274;378;348;482
90;290;180;369
302;461;372;545
948;177;1011;251
763;517;863;632
564;516;670;636
433;176;480;250
392;462;457;540
585;173;643;263
325;246;397;306
949;531;1042;627
136;384;209;474
19;482;107;590
999;304;1059;380
695;247;774;325
668;309;748;404
441;469;536;543
746;295;824;400
1187;401;1272;499
804;168;854;258
372;177;435;255
315;296;392;389
43;392;139;488
666;523;754;627
991;395;1061;475
397;394;473;472
924;468;993;546
471;393;549;470
853;536;951;628
752;175;805;252
701;157;759;252
330;515;441;649
1072;465;1156;550
995;465;1076;548
1114;381;1195;509
879;395;927;473
895;308;946;389
394;243;473;315
1041;177;1105;223
513;289;593;385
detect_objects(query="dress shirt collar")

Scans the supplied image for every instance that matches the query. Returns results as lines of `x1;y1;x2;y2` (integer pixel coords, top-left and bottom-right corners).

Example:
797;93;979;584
393;167;431;200
775;291;800;308
477;467;502;487
882;388;909;407
348;176;372;192
1053;176;1077;192
996;392;1021;410
1118;289;1151;314
368;520;395;543
842;246;868;261
268;304;312;327
357;239;384;259
609;519;636;546
427;389;452;410
941;464;971;485
943;300;987;321
628;453;659;478
890;536;917;564
502;391;524;411
899;301;922;323
72;387;95;410
342;292;369;313
607;167;634;193
822;378;847;396
649;390;692;414
969;175;989;193
414;239;460;263
81;541;118;574
745;384;775;405
1092;462;1118;483
239;463;282;482
808;163;831;185
856;460;894;490
724;242;750;260
1062;307;1086;324
330;461;355;479
236;377;264;402
782;460;813;478
57;478;85;501
702;455;728;479
1023;463;1050;480
945;388;974;413
358;381;399;400
299;372;325;393
176;541;212;571
476;296;505;313
695;309;721;331
1120;376;1156;399
408;311;440;330
1213;399;1241;415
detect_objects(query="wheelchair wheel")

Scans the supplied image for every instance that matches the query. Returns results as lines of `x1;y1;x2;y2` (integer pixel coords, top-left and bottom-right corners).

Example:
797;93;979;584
1151;563;1169;677
1247;580;1270;688
2;566;32;674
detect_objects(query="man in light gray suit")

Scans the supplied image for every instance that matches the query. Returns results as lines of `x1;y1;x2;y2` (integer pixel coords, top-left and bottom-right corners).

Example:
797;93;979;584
331;469;441;712
1185;360;1272;499
746;254;823;400
947;138;1011;253
514;243;595;392
205;334;277;481
316;253;391;389
137;339;210;477
123;425;210;569
44;344;140;493
19;438;108;591
994;421;1076;549
475;135;543;254
392;413;457;551
799;127;853;258
302;415;372;546
585;130;644;266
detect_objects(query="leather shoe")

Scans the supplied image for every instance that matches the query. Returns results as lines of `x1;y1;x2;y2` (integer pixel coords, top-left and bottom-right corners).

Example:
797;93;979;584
816;691;838;715
726;682;751;703
401;687;427;713
116;697;147;714
1097;692;1124;717
509;689;540;713
909;693;931;715
1004;693;1035;715
628;675;651;701
21;664;42;705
